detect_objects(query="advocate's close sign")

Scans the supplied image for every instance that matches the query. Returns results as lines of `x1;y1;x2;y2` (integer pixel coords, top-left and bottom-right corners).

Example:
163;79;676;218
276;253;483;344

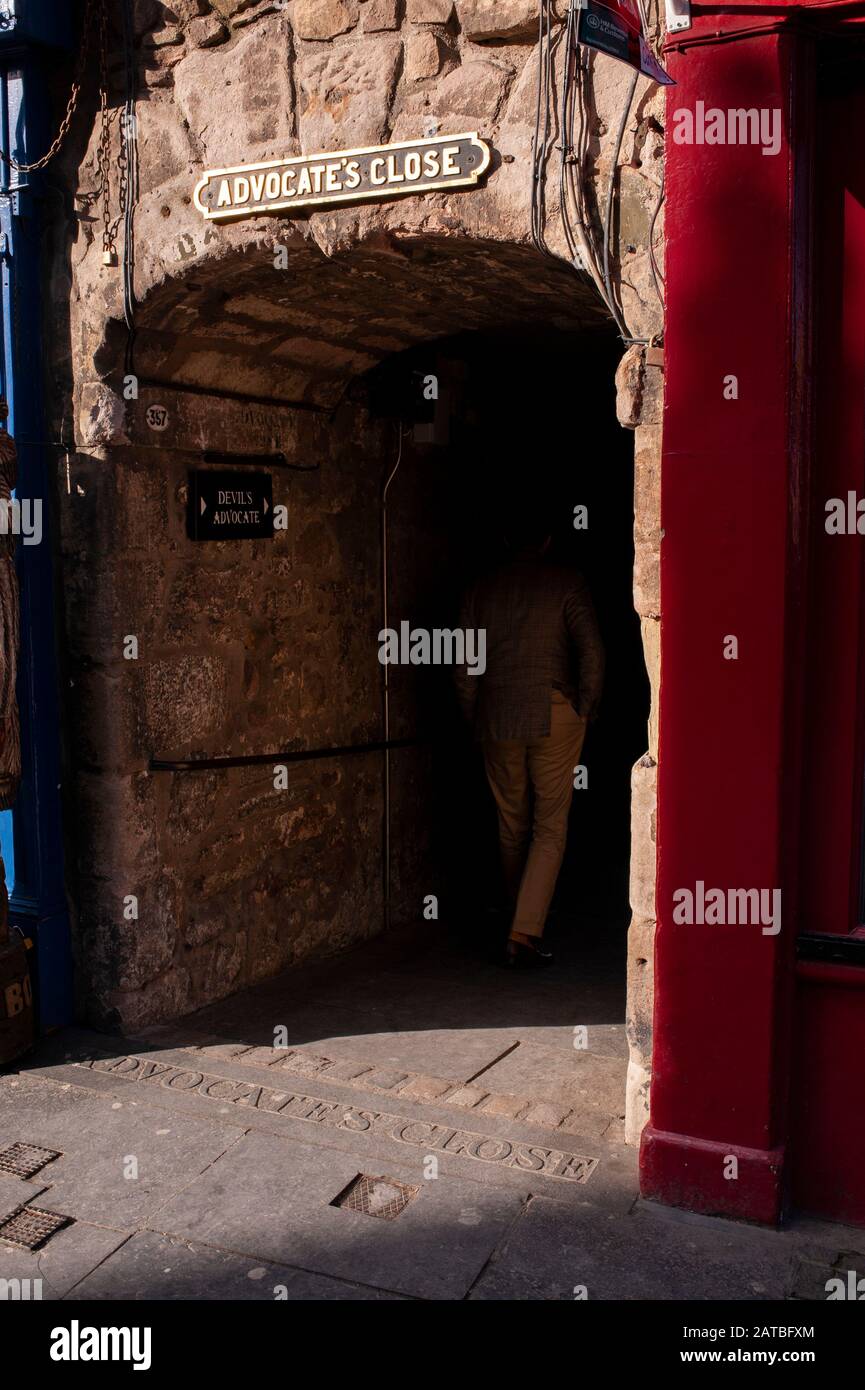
194;132;491;221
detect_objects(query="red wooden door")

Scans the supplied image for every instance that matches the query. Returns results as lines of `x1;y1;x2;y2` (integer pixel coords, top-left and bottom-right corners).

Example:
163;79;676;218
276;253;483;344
793;55;865;1223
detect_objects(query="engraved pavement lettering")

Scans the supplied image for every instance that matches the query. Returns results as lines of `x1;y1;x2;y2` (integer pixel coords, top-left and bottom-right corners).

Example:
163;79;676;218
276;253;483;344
73;1053;597;1185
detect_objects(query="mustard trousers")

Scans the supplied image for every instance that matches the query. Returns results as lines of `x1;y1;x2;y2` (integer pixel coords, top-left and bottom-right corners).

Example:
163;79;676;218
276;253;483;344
482;691;587;939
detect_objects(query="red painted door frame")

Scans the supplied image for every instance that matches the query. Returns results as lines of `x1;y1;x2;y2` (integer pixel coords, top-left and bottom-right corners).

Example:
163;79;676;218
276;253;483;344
641;4;864;1224
791;65;865;1225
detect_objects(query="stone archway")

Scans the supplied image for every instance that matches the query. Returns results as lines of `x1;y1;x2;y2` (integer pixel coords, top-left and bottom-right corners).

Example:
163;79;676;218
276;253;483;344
52;0;663;1143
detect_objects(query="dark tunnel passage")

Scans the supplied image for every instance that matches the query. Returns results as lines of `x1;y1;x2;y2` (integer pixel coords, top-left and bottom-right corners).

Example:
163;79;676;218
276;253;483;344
72;236;651;1082
156;316;651;1140
360;322;650;974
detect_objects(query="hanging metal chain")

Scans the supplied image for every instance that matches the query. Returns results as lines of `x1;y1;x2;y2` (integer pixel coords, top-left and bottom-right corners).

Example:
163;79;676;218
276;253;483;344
65;0;128;269
95;0;120;265
0;0;127;270
95;104;128;266
88;0;130;268
0;0;100;174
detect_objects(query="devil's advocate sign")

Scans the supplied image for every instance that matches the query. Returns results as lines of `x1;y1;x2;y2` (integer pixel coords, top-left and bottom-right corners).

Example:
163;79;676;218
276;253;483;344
578;0;674;85
188;470;273;541
194;132;491;222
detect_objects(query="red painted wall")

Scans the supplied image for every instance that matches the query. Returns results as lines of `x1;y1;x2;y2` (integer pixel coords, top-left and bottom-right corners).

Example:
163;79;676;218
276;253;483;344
645;5;865;1226
643;11;812;1223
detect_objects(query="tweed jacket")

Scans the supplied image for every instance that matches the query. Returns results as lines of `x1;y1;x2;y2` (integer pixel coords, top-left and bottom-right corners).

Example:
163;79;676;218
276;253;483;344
454;559;605;741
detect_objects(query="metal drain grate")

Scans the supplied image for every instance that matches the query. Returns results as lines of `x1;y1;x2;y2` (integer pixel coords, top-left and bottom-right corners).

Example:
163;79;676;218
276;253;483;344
0;1206;72;1251
332;1173;419;1221
0;1142;62;1180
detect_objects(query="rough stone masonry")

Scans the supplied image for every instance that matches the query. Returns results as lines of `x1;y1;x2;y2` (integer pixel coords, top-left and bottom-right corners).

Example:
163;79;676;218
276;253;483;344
43;0;665;1144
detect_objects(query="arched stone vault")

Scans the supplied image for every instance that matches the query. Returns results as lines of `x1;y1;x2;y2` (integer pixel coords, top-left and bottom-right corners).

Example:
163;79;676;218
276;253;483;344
52;0;663;1145
101;234;610;408
64;1;664;386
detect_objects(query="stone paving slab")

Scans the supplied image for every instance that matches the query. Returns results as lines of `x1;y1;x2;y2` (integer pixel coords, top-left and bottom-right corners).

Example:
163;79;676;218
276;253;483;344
0;1171;49;1222
139;1031;622;1141
5;1045;865;1301
172;1002;524;1079
135;926;629;1108
23;1036;639;1212
501;1023;628;1060
68;1230;407;1301
0;1220;128;1300
473;1040;626;1131
146;1128;523;1301
469;1195;796;1301
173;967;622;1059
0;1072;247;1230
188;1036;622;1140
163;997;412;1051
285;1028;524;1084
42;1062;617;1207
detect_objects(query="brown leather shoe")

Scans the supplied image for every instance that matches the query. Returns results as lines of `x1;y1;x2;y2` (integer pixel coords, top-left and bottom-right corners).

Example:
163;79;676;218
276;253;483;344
504;937;554;969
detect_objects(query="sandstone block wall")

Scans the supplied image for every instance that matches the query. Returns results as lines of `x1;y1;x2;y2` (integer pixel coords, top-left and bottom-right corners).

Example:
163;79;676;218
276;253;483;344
45;0;664;1140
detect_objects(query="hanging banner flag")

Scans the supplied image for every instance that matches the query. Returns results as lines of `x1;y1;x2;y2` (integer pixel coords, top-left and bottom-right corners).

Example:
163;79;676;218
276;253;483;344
578;0;675;86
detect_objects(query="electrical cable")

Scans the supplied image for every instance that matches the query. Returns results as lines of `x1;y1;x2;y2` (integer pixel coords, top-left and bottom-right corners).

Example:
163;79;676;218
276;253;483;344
558;4;579;267
603;70;639;339
534;6;613;314
665;19;795;49
380;421;404;932
559;1;606;297
660;3;865;55
573;47;604;287
648;165;666;306
531;0;557;254
530;0;545;249
121;0;138;380
531;5;663;345
563;35;617;310
636;0;666;314
667;18;865;52
538;0;555;252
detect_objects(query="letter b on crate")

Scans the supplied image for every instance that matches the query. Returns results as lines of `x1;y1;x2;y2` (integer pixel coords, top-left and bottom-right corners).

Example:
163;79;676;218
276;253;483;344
0;935;34;1063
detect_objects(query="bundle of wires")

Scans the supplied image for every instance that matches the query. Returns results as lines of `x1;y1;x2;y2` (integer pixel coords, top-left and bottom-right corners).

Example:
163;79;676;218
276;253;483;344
530;0;665;339
122;0;139;380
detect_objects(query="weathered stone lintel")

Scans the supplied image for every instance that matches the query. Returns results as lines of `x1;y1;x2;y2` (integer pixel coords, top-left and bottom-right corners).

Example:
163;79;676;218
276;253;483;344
76;382;328;457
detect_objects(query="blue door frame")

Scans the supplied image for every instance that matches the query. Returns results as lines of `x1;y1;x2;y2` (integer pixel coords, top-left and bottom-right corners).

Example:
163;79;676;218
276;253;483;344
0;2;75;1030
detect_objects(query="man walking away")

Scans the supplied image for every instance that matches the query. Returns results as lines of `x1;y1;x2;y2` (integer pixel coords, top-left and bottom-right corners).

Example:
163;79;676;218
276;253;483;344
455;518;604;966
